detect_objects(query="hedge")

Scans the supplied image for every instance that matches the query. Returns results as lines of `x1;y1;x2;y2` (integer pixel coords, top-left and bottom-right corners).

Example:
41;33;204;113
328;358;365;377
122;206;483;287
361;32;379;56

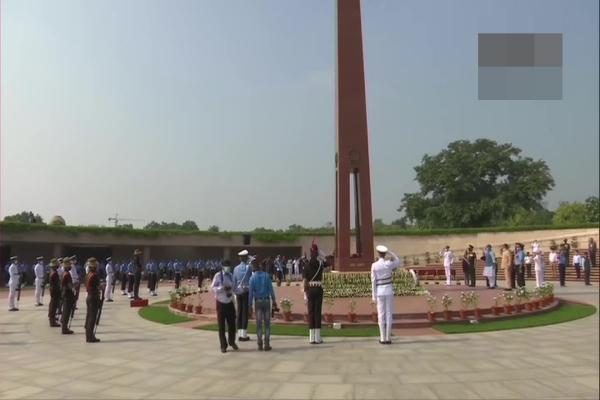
0;221;597;243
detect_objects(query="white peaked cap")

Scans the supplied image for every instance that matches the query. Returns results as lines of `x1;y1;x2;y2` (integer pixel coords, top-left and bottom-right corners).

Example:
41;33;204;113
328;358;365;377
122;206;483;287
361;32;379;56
238;250;249;256
376;245;388;253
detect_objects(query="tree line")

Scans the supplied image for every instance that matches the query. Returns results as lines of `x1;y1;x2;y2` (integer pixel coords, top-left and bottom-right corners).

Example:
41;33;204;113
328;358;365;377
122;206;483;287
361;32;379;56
4;140;598;231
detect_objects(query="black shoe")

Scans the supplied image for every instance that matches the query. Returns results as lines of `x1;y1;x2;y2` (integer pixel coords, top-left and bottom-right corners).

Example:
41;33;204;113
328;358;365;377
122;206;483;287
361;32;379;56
264;343;272;351
385;341;392;345
87;338;100;343
221;348;227;353
379;340;386;345
107;299;114;302
230;342;239;350
35;303;42;306
9;308;18;312
62;330;74;335
134;297;143;300
258;342;263;351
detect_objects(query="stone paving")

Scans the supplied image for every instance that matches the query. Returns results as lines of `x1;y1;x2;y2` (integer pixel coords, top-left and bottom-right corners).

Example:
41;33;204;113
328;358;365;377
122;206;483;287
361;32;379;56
0;284;598;400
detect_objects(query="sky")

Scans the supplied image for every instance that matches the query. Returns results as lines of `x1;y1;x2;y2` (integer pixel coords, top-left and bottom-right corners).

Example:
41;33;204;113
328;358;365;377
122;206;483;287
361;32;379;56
1;0;598;231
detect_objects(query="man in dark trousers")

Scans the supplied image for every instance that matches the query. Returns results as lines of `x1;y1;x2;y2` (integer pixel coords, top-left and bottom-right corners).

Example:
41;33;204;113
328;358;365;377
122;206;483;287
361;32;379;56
47;259;62;328
60;259;76;335
466;245;477;287
84;258;103;343
133;249;143;300
303;242;325;345
588;238;597;268
211;260;238;353
233;250;253;341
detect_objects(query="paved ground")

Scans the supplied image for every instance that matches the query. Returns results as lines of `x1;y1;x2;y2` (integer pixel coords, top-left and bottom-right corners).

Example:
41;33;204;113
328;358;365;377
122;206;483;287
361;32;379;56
0;284;598;400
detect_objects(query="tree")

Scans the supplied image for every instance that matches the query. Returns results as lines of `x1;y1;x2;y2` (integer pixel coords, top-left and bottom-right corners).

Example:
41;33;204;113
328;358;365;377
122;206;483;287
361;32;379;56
3;211;45;224
119;223;134;229
180;220;199;231
143;220;199;231
585;196;599;222
208;225;220;232
398;139;555;228
553;201;589;225
507;207;554;226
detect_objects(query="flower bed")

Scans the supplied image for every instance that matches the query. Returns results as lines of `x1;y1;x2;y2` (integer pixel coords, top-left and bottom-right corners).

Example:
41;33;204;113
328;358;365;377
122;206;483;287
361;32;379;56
323;270;428;298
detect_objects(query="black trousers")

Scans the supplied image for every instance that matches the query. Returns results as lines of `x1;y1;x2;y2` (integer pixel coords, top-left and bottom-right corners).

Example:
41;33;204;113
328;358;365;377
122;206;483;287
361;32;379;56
574;264;581;279
584;268;591;284
591;253;597;268
133;271;141;298
168;270;173;280
174;272;182;289
61;294;75;332
559;264;566;286
148;273;157;291
121;274;127;291
85;296;100;339
468;265;476;287
525;263;532;278
236;292;250;330
127;275;134;293
517;270;526;288
48;292;61;323
307;286;323;329
510;267;517;289
197;270;204;287
276;271;283;282
216;300;236;349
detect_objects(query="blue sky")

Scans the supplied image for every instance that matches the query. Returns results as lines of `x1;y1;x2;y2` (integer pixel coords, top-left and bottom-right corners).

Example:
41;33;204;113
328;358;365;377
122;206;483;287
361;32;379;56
2;0;598;230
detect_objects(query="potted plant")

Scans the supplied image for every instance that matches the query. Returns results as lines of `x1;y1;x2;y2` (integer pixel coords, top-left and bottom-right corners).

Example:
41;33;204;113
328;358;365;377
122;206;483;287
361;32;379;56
413;257;420;265
403;256;409;266
531;287;541;310
434;276;440;285
491;296;502;315
456;275;462;286
503;291;514;314
370;300;378;322
424;252;432;264
285;278;292;287
470;292;482;319
348;299;357;323
324;297;335;323
545;282;555;303
441;294;453;320
169;290;179;308
193;293;203;314
280;298;293;321
178;296;188;312
519;288;533;311
513;288;525;313
427;294;437;321
459;292;470;319
423;273;430;285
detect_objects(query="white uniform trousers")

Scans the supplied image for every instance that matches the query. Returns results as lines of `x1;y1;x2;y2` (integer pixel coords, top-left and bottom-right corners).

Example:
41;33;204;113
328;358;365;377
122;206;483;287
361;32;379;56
34;278;44;304
444;266;452;285
8;284;18;309
535;267;544;287
376;294;394;342
105;275;114;300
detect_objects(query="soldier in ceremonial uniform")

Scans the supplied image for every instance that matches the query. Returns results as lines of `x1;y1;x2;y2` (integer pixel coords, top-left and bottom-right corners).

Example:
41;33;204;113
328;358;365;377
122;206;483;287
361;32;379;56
371;245;401;344
126;259;136;298
33;256;45;306
174;260;183;289
60;258;76;334
303;243;326;344
84;258;103;343
147;259;158;296
133;249;143;300
211;260;238;353
466;245;477;287
233;250;253;341
47;259;62;327
105;257;115;302
7;256;20;312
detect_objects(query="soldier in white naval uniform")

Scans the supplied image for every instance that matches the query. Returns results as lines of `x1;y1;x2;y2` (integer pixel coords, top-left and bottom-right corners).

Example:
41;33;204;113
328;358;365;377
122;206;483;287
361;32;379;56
7;256;20;311
34;256;45;306
105;257;115;302
440;246;455;285
371;245;401;344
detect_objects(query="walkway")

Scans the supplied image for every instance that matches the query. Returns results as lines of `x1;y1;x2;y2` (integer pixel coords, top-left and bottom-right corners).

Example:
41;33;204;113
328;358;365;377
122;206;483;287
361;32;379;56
0;284;598;399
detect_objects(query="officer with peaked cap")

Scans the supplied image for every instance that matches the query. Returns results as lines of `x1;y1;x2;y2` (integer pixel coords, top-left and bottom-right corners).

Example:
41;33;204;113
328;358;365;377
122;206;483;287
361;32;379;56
7;256;20;311
60;258;76;334
85;258;103;343
104;257;115;302
47;259;62;327
33;256;45;306
233;249;253;341
371;245;401;344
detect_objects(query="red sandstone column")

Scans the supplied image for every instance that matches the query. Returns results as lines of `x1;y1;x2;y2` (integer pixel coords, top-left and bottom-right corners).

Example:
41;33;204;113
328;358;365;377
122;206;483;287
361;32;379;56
335;0;374;272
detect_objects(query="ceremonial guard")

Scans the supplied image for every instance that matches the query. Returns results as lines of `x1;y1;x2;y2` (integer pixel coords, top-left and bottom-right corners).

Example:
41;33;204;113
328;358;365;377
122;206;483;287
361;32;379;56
34;256;45;306
60;258;76;334
371;245;401;344
233;250;253;341
105;257;115;302
211;260;238;353
7;256;20;312
147;259;158;296
84;258;103;343
133;249;143;300
174;260;183;289
120;262;128;295
47;259;62;327
304;242;327;344
466;245;477;287
126;260;135;298
440;246;454;285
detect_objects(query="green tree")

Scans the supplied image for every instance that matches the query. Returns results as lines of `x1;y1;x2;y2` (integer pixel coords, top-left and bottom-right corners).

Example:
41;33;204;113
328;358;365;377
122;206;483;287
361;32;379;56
584;196;599;222
508;207;554;226
553;201;588;224
3;211;45;224
398;139;555;228
208;225;220;232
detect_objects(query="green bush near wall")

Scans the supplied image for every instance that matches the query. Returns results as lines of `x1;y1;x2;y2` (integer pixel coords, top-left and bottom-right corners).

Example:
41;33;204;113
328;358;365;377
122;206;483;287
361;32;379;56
0;221;597;244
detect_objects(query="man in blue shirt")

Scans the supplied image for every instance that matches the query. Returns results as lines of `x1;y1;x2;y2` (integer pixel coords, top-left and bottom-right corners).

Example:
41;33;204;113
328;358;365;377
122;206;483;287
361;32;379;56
515;244;526;288
249;259;276;351
127;260;136;298
558;248;567;287
174;260;183;289
233;250;253;341
147;260;158;296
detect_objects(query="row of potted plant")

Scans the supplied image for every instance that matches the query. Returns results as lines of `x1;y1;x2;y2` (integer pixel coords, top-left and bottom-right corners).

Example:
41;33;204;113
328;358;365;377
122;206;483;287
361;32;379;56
426;282;555;321
323;271;426;298
421;275;465;285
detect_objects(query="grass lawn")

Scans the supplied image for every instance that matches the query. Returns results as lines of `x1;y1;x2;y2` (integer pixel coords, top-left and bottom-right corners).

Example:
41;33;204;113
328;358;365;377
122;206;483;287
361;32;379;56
138;304;195;325
433;304;597;334
195;323;381;337
150;299;171;306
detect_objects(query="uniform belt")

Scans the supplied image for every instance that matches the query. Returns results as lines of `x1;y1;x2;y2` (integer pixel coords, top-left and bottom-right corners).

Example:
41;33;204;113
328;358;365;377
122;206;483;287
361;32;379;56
309;281;322;286
376;279;392;286
256;297;270;301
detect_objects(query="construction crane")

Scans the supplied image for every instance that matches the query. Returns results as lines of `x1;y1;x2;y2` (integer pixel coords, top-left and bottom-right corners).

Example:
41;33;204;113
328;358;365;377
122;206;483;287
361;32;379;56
108;214;145;227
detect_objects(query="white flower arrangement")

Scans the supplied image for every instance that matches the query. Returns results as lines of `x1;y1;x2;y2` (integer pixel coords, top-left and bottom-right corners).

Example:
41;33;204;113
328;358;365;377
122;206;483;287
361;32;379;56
441;294;453;311
468;292;480;310
427;295;437;312
503;291;515;305
280;298;293;313
323;270;427;298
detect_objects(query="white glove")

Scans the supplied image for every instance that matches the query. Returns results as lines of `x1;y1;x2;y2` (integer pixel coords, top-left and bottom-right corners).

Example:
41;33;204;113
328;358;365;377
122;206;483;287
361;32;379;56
303;293;308;302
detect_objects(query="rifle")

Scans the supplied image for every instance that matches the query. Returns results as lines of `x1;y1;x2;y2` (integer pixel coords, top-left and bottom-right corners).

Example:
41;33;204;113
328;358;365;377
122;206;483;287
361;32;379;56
94;289;105;334
68;284;76;329
16;275;22;308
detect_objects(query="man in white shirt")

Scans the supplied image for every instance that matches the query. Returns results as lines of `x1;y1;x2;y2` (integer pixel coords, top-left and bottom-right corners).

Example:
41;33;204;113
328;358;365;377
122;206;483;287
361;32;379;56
211;260;238;353
371;245;401;345
7;256;20;312
572;251;582;279
533;252;545;287
439;246;454;285
33;256;45;306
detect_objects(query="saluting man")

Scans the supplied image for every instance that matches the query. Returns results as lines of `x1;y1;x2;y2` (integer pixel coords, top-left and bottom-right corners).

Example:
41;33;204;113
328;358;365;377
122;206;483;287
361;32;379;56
34;256;45;306
233;250;253;342
47;259;62;327
371;245;401;345
105;257;115;302
7;256;20;312
304;242;327;344
440;246;454;285
84;258;103;343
